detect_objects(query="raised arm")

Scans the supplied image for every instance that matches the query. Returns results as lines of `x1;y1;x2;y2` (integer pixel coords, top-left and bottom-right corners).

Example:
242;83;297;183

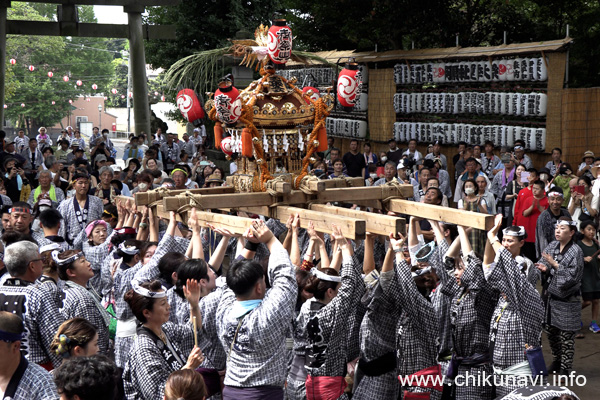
290;214;302;267
207;225;236;273
362;233;376;275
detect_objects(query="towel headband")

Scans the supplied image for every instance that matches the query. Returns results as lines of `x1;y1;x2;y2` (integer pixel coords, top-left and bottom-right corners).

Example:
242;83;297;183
556;220;577;227
503;226;526;237
40;243;61;254
51;250;83;266
132;280;167;298
118;242;139;255
310;268;342;283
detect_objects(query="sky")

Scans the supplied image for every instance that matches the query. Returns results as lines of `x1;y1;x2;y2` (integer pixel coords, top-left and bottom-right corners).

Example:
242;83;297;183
93;5;129;25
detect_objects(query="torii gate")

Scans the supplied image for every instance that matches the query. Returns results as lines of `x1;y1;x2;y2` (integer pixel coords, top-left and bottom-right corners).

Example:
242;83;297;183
0;0;178;134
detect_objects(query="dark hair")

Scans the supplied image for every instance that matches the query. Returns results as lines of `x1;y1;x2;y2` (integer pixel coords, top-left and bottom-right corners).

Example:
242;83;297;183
532;180;545;189
11;201;32;212
39;208;63;230
304;268;340;300
1;205;11;215
158;252;188;285
578;175;592;187
426;187;443;203
1;231;36;246
458;141;467;147
54;355;117;400
124;280;164;323
527;168;538;176
103;204;118;220
295;268;311;306
408;139;417;144
427;177;440;186
363;142;371;148
164;369;207;400
50;318;98;357
110;230;137;248
552;147;562;155
54;250;84;281
116;239;142;265
0;311;24;337
504;225;527;240
332;158;343;166
548;186;564;196
174;259;210;299
350;139;359;144
442;224;459;241
484;140;494;147
514;139;525;147
465;157;477;165
140;241;158;261
422;159;435;169
580;220;598;232
136;170;154;185
227;258;265;297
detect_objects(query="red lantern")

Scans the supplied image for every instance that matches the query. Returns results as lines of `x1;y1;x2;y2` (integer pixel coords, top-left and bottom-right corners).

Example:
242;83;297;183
47;71;53;78
76;80;83;86
63;76;69;82
68;99;73;104
121;95;125;99
154;91;159;96
337;60;361;110
220;136;234;156
20;103;25;107
267;20;292;64
176;89;205;126
111;88;117;94
28;65;35;72
3;104;7;109
9;59;16;65
92;83;98;90
86;98;91;102
214;82;242;125
161;95;166;101
302;86;320;103
104;96;108;100
51;101;55;105
128;92;133;98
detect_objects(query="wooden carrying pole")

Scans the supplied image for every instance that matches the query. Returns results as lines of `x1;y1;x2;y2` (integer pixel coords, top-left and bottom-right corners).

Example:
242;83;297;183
154;204;254;235
309;204;406;236
386;199;495;231
274;206;366;240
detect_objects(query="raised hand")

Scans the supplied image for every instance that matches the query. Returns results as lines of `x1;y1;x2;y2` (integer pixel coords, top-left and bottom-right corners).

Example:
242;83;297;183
389;232;406;252
183;278;201;304
188;208;199;231
184;346;204;370
285;214;294;230
250;220;274;244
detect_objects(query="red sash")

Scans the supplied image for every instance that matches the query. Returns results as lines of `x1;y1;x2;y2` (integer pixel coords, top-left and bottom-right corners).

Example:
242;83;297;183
305;375;348;400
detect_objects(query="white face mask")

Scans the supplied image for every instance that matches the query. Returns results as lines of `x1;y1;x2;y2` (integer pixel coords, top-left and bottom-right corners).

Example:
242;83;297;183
540;173;549;181
370;173;378;179
465;187;475;195
138;182;148;191
381;156;387;162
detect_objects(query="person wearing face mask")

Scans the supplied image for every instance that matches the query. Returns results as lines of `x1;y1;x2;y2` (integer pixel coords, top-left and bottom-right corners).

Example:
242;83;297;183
537;167;555;192
365;164;379;186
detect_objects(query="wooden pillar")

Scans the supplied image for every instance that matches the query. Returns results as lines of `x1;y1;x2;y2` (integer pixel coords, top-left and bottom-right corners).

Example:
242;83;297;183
125;6;151;136
0;3;8;128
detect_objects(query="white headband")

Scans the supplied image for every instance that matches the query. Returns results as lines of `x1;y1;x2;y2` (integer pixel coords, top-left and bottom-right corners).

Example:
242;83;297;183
40;243;61;254
556;220;577;227
132;280;167;298
547;191;564;198
118;242;139;255
412;266;432;278
503;226;526;237
310;268;342;283
51;250;83;266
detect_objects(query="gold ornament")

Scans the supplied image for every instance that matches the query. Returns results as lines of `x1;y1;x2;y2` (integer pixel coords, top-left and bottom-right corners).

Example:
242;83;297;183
313;140;320;147
309;157;317;163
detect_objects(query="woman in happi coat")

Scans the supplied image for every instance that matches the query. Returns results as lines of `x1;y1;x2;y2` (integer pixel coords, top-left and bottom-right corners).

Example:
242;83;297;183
483;215;544;397
303;224;364;400
429;222;498;399
58;171;103;246
122;279;204;400
380;217;441;400
53;249;112;355
535;217;584;375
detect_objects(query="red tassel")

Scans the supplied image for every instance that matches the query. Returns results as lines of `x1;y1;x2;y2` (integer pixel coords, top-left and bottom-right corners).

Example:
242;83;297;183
214;122;223;149
316;127;328;152
241;128;253;158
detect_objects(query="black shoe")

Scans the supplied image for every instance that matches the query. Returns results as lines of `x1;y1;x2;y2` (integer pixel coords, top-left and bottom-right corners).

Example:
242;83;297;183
547;361;561;373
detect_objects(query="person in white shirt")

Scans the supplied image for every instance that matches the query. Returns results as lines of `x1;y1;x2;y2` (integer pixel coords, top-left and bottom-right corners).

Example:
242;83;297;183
402;139;422;164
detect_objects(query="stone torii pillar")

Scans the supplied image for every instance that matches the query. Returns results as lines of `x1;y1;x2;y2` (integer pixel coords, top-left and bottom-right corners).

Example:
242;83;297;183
125;5;151;136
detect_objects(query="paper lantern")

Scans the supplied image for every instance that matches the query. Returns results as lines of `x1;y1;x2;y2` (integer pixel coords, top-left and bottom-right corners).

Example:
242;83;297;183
176;89;205;126
20;103;25;107
154;91;159;96
63;76;69;82
76;80;83;86
47;71;53;78
214;82;242;125
267;19;292;64
68;99;73;104
28;65;34;72
337;60;361;110
111;88;117;94
121;95;125;99
92;83;98;90
302;86;320;103
161;95;166;101
103;96;108;100
220;136;234;156
86;98;91;102
9;59;16;65
51;101;55;105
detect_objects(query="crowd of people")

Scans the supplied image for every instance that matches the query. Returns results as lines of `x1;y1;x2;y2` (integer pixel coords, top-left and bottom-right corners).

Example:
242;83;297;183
0;126;592;400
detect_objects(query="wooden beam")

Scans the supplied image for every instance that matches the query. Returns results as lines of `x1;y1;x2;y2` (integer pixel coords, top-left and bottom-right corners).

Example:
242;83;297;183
164;192;277;211
306;177;365;192
135;186;235;206
275;206;366;240
316;184;414;203
309;204;406;236
154;204;254;235
5;21;176;39
386;199;495;231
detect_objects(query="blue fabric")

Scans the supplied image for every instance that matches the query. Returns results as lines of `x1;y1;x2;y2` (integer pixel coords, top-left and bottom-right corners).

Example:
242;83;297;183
230;299;263;319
